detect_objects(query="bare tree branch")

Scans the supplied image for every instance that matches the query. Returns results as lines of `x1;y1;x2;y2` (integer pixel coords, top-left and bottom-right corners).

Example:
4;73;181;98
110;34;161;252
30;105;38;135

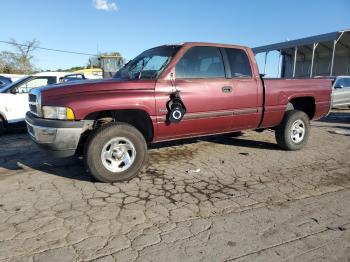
0;39;39;74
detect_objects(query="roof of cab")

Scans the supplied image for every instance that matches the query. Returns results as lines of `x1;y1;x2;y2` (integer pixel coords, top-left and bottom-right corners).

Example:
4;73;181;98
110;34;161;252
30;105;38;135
159;42;249;50
180;42;249;50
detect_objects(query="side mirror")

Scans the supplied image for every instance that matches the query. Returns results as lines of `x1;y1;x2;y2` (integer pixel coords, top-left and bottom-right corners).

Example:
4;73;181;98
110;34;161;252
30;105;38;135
10;88;18;94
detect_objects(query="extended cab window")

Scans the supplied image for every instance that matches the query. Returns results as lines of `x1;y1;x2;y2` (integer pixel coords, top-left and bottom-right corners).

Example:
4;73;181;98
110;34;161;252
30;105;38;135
176;46;225;79
225;48;252;78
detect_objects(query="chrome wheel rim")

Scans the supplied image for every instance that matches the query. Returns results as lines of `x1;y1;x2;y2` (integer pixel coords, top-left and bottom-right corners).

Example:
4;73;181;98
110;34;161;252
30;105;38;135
101;137;136;173
290;119;305;144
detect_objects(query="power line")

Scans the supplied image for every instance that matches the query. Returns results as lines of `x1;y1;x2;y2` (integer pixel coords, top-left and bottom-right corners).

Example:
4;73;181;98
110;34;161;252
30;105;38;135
0;40;98;56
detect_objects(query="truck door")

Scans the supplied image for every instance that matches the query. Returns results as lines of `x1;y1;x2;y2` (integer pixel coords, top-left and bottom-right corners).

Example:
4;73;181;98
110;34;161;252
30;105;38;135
155;46;234;140
224;48;261;130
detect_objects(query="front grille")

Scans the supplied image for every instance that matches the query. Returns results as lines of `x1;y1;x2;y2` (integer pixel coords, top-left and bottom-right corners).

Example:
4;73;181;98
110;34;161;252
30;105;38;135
29;94;37;115
29;94;36;103
29;104;37;114
28;89;41;116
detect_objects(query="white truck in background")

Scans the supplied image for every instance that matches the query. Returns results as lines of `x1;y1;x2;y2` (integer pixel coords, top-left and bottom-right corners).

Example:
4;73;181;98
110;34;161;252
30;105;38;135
0;72;86;133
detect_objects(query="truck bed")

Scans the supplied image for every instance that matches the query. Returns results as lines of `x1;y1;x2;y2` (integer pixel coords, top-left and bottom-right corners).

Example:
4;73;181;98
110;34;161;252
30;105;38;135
259;78;332;128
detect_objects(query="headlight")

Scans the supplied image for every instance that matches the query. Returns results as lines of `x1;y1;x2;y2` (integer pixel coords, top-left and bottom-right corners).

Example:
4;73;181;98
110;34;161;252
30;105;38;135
42;106;75;120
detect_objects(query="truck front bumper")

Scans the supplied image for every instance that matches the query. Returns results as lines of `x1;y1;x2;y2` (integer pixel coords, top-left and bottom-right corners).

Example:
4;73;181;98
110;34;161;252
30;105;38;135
25;112;93;158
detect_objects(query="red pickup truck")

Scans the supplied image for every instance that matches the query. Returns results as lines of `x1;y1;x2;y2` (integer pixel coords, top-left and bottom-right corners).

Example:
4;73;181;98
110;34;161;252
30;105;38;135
25;42;332;182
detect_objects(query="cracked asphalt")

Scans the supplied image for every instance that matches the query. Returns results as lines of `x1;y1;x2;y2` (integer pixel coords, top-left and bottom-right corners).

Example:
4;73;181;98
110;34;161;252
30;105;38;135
0;110;349;262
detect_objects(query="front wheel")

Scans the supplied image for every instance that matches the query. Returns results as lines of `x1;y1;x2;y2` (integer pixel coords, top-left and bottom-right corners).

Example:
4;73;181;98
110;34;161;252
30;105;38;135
275;110;310;150
85;123;148;182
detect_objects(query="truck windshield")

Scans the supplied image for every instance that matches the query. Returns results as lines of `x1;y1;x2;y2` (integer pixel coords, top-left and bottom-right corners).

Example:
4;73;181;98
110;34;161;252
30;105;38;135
114;45;180;80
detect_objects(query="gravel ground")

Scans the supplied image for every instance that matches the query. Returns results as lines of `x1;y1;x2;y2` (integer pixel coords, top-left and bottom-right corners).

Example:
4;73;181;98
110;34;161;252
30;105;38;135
0;110;349;262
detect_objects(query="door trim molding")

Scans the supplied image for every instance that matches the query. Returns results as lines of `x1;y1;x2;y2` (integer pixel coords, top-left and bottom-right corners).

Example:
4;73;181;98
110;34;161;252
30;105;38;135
157;108;258;122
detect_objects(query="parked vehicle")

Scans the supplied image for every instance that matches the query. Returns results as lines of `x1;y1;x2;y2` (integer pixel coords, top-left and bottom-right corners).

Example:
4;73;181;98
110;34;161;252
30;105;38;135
74;68;103;79
0;76;12;90
331;76;350;108
25;42;332;182
59;73;87;83
0;72;83;133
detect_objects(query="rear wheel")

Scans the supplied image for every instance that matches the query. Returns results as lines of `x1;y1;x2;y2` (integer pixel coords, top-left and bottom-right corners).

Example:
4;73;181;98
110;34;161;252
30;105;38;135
85;123;148;182
275;110;310;150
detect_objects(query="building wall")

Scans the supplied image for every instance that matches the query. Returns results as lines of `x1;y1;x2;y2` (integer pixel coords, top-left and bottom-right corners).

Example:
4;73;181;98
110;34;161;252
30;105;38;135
282;47;350;78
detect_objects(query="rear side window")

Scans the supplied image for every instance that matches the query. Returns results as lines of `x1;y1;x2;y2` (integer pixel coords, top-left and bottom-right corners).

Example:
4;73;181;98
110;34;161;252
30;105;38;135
176;46;225;79
225;48;252;78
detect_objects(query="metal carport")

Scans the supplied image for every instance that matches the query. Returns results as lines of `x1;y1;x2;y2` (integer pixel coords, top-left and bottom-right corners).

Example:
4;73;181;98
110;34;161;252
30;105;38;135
253;30;350;78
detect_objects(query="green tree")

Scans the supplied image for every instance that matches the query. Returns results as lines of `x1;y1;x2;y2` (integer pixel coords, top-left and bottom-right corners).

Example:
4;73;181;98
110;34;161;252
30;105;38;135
88;52;124;68
0;51;18;73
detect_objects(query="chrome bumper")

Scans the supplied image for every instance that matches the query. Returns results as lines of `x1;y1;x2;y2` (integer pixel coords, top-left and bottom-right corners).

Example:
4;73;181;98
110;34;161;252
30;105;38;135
25;112;93;158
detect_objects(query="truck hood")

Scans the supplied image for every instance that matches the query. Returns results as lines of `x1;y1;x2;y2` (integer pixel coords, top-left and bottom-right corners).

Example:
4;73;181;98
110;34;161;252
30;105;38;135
39;78;156;98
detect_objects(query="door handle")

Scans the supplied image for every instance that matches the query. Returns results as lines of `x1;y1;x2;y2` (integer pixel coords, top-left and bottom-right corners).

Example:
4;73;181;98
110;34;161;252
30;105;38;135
222;86;233;93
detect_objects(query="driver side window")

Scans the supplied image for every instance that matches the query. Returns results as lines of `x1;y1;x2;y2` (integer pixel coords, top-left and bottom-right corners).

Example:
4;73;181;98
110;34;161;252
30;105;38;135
176;46;225;79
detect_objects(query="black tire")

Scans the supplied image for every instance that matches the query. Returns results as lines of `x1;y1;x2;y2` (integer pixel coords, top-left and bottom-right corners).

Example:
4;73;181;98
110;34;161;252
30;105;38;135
275;110;310;151
0;116;5;135
85;123;148;183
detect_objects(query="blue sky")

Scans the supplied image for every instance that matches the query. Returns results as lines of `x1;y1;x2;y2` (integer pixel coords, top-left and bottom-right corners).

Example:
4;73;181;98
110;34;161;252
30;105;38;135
0;0;349;73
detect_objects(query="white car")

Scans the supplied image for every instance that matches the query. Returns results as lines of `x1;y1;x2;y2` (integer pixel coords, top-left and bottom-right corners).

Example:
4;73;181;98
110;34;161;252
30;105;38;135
0;72;83;133
332;76;350;108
